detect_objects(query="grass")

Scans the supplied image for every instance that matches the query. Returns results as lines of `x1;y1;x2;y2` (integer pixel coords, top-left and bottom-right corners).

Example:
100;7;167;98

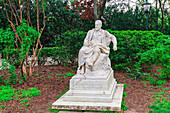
56;72;75;78
0;85;41;110
148;88;170;113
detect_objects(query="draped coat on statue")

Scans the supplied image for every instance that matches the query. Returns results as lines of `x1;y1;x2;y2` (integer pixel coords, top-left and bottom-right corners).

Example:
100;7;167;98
77;29;117;74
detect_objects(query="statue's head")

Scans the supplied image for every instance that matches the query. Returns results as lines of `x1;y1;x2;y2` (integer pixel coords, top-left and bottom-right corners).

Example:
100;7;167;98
95;20;102;31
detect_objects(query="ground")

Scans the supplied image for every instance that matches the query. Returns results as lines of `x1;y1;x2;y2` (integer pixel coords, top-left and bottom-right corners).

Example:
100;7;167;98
0;65;169;113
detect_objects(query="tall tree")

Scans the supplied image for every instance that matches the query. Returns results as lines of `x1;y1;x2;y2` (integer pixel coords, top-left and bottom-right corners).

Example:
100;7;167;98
2;0;45;76
158;0;167;32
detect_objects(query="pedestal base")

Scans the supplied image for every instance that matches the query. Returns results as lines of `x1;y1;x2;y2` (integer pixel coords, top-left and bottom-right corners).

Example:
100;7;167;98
52;84;124;111
52;69;124;112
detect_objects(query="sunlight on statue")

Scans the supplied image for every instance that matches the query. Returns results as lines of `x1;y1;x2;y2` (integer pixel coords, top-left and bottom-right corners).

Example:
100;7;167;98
77;20;117;75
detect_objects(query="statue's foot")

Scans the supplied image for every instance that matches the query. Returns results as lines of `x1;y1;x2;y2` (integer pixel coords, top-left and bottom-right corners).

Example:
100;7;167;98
88;65;93;71
77;66;85;75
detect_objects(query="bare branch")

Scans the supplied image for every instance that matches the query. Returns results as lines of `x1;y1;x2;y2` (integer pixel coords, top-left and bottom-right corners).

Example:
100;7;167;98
7;0;19;26
3;0;22;43
19;0;22;23
26;0;32;26
36;0;39;31
12;0;20;23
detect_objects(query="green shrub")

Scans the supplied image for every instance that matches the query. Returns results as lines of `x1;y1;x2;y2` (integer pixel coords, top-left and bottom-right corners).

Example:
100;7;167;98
57;30;168;68
134;38;170;80
108;30;168;66
0;59;18;85
38;46;69;65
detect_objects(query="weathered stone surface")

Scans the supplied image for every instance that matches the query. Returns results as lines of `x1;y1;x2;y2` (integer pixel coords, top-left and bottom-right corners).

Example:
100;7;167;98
52;84;124;111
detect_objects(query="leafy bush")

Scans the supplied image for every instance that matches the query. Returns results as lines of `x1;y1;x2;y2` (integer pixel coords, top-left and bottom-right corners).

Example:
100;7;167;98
0;28;16;61
134;37;170;80
1;48;20;67
56;30;168;68
39;29;86;65
38;46;69;65
108;30;168;66
0;59;18;85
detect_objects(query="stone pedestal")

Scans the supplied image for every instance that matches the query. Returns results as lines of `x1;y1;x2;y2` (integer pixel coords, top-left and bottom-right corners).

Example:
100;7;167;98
52;69;124;111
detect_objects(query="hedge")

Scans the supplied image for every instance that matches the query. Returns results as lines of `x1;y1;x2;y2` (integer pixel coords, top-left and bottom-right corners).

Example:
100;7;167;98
1;30;169;69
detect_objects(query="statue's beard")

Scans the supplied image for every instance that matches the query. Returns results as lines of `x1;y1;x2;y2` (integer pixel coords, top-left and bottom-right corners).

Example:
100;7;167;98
95;28;101;31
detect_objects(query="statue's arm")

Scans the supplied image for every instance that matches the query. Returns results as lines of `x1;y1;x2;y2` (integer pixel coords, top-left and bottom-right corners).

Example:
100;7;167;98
83;31;90;46
111;35;117;51
106;31;117;51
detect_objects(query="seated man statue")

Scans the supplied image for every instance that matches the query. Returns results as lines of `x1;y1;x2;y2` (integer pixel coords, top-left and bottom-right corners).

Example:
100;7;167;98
77;20;117;75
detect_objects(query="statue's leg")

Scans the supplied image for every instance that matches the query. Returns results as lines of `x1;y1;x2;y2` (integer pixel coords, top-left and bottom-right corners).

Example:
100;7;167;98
92;47;100;65
77;46;90;74
77;64;85;74
86;47;100;70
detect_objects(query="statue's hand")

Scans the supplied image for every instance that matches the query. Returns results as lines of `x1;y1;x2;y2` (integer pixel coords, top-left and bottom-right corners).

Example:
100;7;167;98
113;46;117;51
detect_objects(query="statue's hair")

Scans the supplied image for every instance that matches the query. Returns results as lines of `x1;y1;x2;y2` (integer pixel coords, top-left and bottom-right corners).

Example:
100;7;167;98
95;20;102;25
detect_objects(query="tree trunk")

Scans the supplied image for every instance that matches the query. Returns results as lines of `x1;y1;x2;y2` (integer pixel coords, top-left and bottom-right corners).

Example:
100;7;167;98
158;0;167;32
94;0;98;20
156;0;158;30
99;0;107;20
161;8;164;32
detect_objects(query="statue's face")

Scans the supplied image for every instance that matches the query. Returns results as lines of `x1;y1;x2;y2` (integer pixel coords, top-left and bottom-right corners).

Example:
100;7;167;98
95;21;102;31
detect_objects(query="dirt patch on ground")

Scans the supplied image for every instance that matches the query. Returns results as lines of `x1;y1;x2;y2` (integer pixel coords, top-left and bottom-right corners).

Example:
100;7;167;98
0;65;169;113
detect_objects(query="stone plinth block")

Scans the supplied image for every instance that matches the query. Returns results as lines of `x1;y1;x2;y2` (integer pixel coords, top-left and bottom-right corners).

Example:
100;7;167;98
52;70;124;112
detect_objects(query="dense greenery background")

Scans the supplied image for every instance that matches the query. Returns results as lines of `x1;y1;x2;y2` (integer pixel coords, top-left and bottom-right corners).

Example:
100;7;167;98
0;0;169;81
0;0;169;46
0;0;169;112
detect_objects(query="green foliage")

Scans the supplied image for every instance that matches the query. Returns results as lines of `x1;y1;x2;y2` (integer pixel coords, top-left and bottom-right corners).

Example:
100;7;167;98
121;85;128;111
0;85;15;102
126;66;166;87
38;46;68;65
148;90;170;113
0;20;40;84
134;37;170;80
42;0;94;46
0;75;3;84
109;30;168;67
63;73;75;78
0;59;17;85
55;73;74;78
57;74;62;76
57;30;168;70
20;99;30;104
39;29;86;66
146;77;166;88
56;29;86;65
125;67;147;79
0;85;41;110
0;85;41;102
103;5;169;35
0;28;16;61
16;20;39;62
20;87;41;98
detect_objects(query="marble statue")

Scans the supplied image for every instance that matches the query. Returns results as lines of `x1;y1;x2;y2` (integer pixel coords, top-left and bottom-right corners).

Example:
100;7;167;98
52;20;124;112
77;20;117;75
